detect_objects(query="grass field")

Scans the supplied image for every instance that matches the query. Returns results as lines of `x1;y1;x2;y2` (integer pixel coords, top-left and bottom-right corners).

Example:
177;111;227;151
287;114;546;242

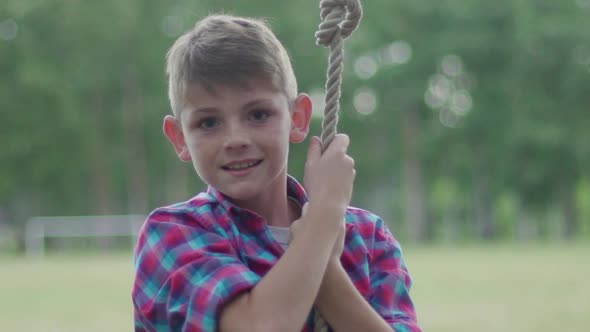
1;244;588;332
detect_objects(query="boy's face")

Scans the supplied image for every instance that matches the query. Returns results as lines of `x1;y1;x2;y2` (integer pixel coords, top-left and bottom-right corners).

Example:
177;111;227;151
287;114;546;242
164;79;312;201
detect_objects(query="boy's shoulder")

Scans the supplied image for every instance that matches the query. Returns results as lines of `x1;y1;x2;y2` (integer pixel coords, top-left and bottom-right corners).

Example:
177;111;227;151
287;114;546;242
344;205;384;226
160;191;216;211
344;206;399;245
144;192;222;229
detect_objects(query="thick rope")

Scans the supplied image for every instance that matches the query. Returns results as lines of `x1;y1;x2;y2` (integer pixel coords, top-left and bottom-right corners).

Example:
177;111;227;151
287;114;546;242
313;1;362;331
316;0;362;153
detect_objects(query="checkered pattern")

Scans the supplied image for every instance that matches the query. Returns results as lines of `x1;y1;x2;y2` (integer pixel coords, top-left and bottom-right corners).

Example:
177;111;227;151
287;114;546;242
132;176;421;331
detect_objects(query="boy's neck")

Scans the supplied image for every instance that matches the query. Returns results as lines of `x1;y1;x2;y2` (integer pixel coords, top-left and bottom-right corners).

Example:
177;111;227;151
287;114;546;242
230;174;300;228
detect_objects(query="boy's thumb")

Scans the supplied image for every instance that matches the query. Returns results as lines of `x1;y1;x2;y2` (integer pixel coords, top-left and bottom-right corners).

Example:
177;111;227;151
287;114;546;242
301;202;309;216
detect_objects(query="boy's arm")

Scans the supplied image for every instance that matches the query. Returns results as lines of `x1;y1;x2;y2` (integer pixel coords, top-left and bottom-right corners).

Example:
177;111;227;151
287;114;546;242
316;261;393;332
316;261;420;332
315;219;422;332
219;205;341;332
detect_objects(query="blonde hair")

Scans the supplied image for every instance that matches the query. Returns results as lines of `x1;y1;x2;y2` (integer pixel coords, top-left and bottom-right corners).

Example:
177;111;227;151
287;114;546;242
166;14;298;116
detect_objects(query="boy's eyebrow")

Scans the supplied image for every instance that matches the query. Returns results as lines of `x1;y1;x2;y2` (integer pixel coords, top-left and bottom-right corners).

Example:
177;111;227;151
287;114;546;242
192;107;218;114
242;98;274;109
188;99;275;117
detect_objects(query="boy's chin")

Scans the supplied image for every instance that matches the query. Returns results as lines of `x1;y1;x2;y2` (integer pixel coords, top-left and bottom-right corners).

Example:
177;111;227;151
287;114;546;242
218;183;261;201
212;170;286;202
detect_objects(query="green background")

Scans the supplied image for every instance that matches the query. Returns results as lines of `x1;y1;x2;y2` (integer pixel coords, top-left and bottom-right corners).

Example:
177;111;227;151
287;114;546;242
2;0;590;330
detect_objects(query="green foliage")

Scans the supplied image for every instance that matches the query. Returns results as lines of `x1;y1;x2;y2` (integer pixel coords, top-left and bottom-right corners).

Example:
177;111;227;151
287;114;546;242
1;0;589;243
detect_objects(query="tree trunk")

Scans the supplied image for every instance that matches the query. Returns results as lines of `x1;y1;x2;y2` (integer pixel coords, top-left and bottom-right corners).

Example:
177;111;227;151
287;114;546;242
474;173;495;239
122;67;149;214
165;160;190;203
87;95;115;249
401;107;428;242
87;114;112;215
517;204;537;242
560;185;578;240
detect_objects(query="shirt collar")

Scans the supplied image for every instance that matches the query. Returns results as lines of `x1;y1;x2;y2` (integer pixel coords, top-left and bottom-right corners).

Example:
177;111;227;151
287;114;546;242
206;175;309;217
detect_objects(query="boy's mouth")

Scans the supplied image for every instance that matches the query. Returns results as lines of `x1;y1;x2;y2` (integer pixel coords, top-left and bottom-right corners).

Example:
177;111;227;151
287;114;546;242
221;159;263;171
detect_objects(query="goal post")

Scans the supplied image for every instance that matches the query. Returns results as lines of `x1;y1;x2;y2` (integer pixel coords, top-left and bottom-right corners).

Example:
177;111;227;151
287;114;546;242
25;215;146;257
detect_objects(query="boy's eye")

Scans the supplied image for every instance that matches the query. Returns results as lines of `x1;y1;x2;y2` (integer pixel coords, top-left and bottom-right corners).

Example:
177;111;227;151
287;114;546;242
249;110;270;122
198;117;219;129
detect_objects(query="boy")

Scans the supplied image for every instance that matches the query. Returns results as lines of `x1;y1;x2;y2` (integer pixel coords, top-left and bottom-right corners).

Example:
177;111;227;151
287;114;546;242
132;14;421;332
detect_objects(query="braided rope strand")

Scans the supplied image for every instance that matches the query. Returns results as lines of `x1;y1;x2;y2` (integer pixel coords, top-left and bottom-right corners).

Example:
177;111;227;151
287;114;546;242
313;1;362;331
315;0;362;152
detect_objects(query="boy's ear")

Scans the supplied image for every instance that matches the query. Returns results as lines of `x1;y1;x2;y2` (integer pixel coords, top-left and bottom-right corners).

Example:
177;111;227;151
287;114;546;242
289;93;313;143
163;115;191;162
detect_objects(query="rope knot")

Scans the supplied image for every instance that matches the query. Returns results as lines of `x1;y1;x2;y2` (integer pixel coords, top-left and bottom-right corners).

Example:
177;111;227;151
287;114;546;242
315;0;362;47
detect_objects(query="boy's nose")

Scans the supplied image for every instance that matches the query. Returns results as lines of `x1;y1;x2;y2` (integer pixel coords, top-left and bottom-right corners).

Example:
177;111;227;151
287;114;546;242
223;127;251;151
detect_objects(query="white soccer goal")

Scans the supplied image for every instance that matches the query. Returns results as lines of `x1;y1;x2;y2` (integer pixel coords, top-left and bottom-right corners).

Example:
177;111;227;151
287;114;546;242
25;215;146;257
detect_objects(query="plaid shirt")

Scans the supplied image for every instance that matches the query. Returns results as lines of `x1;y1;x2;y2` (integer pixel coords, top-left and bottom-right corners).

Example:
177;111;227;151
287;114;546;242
132;176;421;332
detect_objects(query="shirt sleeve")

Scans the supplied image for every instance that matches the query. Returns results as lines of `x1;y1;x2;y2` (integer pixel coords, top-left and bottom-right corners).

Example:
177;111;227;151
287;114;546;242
369;218;422;332
132;209;261;332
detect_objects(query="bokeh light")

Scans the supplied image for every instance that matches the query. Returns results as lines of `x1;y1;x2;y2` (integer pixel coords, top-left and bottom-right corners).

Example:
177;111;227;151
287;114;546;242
380;41;412;65
354;55;378;80
450;90;473;115
441;54;463;77
424;89;445;110
161;15;185;37
573;45;590;66
353;88;378;115
425;54;474;126
0;19;18;41
439;107;462;128
428;74;453;106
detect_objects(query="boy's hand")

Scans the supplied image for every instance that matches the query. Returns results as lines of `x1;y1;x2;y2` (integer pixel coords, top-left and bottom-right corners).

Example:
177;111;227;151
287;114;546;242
291;203;346;262
303;135;356;223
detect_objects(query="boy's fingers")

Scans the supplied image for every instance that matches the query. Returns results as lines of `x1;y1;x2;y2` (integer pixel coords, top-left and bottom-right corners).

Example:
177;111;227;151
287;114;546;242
305;136;321;170
333;134;350;152
322;133;350;155
336;133;350;147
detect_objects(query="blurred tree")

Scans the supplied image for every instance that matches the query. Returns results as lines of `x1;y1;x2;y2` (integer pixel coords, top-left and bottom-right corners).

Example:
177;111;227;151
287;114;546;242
1;0;589;249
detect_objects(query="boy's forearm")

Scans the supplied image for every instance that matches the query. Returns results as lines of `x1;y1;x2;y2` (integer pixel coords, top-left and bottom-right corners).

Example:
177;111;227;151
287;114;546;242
221;209;340;332
247;218;339;331
315;261;394;332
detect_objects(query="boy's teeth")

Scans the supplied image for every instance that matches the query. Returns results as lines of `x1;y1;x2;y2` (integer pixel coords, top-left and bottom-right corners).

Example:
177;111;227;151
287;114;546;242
227;161;258;170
